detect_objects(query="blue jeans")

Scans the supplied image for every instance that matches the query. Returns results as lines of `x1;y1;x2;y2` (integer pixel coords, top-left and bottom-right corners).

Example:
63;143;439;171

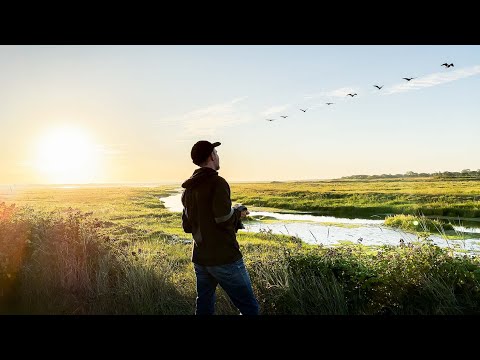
194;258;259;315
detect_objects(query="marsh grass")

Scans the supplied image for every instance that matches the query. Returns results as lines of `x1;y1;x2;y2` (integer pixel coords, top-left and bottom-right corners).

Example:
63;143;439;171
247;237;480;314
0;201;195;314
384;214;453;234
1;183;480;315
249;248;348;315
230;178;480;218
384;213;480;256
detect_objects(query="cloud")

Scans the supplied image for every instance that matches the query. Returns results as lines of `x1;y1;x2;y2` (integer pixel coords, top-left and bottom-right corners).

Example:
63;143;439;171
308;103;326;110
303;87;358;100
302;87;360;110
259;87;359;116
186;97;247;119
156;96;251;139
184;97;251;137
261;104;292;117
385;65;480;95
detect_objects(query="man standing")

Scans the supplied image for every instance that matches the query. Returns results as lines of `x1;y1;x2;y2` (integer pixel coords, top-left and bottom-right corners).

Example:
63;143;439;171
181;140;259;315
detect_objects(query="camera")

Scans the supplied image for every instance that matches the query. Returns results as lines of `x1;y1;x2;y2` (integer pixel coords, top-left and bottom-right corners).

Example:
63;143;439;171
234;204;248;213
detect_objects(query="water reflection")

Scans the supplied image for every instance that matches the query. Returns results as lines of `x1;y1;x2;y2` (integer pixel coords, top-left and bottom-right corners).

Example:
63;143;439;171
160;191;480;254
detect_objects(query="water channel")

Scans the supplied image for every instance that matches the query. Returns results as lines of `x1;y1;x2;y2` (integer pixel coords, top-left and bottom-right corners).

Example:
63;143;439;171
160;190;480;254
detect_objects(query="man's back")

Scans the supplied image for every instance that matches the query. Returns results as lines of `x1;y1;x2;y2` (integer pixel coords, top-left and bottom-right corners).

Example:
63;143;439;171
182;140;259;315
181;167;242;266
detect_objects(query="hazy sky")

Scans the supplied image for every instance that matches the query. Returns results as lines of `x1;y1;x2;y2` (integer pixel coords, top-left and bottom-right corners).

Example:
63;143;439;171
1;45;479;184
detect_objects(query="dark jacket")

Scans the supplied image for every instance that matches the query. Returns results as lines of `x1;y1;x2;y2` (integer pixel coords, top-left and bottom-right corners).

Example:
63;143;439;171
181;167;243;266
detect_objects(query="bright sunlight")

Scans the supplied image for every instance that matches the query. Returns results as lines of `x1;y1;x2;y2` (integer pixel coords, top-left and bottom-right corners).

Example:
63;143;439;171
34;125;99;184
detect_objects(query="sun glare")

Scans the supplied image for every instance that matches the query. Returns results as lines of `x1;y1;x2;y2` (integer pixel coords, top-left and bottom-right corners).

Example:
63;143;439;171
34;126;99;184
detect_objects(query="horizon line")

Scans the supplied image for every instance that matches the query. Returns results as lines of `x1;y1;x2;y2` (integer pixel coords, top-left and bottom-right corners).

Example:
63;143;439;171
0;178;336;187
2;169;478;187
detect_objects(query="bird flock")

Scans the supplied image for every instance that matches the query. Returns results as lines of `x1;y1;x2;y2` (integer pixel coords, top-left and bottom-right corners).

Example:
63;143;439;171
265;62;455;121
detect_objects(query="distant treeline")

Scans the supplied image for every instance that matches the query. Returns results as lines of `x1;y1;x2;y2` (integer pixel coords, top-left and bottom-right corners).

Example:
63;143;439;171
341;169;480;180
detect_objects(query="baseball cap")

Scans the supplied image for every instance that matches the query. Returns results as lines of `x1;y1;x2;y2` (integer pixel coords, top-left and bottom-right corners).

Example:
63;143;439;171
191;140;221;166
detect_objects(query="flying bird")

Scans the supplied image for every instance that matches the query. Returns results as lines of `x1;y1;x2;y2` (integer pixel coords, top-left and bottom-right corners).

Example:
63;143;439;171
347;93;357;97
299;109;307;112
402;77;415;81
442;63;454;68
326;102;334;105
373;85;383;90
280;115;288;118
266;119;275;122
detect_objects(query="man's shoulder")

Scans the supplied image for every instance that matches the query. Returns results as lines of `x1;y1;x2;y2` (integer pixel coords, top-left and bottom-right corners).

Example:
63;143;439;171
214;175;230;186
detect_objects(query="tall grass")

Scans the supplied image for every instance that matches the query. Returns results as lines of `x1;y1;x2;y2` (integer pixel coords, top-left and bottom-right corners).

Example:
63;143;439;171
0;203;194;314
243;232;480;315
111;241;193;314
249;249;348;314
384;214;453;234
230;178;480;218
2;187;480;315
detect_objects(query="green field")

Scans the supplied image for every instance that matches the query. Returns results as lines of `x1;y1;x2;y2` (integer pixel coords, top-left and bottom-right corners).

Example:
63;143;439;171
230;178;480;220
1;179;480;315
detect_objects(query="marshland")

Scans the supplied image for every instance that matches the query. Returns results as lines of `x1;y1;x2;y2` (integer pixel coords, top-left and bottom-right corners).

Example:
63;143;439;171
2;45;480;315
2;176;480;315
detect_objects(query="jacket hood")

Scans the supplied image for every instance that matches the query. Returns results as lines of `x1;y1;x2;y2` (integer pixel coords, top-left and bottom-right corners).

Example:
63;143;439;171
181;167;218;189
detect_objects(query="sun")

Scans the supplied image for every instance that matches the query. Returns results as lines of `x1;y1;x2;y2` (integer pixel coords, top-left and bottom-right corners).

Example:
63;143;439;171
34;125;99;184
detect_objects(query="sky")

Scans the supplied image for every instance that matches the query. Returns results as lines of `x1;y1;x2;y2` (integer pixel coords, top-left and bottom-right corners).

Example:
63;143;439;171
1;45;479;185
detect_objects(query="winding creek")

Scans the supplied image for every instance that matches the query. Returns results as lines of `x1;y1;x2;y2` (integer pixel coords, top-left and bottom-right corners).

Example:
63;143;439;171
160;190;480;254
